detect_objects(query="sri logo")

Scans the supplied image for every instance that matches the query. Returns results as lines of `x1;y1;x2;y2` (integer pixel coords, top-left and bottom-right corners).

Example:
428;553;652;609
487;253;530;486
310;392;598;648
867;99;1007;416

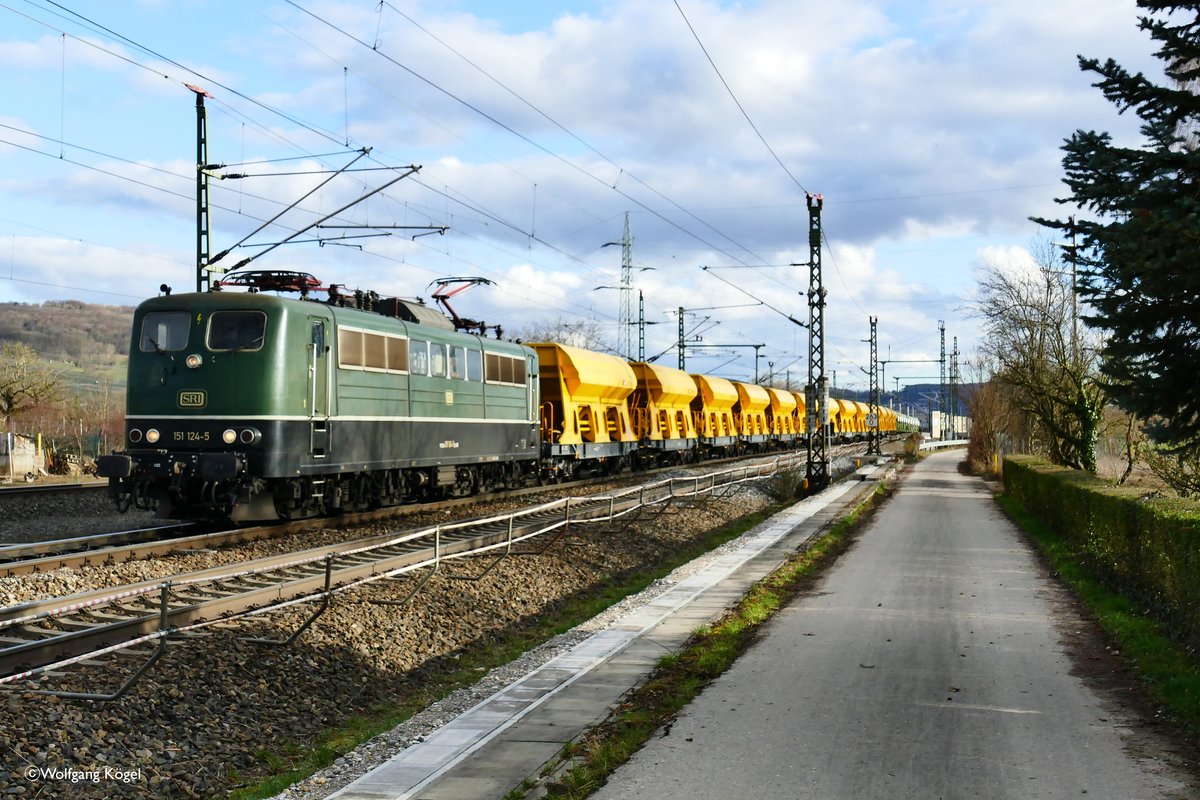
179;391;206;408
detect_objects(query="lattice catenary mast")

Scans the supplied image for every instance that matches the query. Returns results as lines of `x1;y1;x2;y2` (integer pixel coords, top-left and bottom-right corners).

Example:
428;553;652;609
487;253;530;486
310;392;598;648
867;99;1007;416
805;194;830;491
939;320;947;439
618;213;633;360
868;316;881;456
189;84;215;293
950;336;959;439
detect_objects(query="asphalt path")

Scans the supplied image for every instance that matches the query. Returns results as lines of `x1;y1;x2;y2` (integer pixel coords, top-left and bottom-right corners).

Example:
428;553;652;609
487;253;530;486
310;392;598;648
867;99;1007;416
592;449;1200;800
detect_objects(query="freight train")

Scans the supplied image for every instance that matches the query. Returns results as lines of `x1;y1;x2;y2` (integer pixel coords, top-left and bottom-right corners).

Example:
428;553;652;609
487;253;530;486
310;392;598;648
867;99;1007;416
96;272;918;521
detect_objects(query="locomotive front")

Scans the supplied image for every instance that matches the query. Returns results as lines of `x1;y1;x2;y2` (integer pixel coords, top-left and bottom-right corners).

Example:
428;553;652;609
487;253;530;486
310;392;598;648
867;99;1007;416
97;291;317;520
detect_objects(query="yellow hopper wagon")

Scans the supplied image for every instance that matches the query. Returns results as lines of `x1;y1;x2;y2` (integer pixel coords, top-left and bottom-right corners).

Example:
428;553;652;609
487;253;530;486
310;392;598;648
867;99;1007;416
827;397;844;440
791;390;808;438
850;400;869;441
531;342;637;479
691;374;740;452
630;362;700;465
765;387;800;446
733;381;771;447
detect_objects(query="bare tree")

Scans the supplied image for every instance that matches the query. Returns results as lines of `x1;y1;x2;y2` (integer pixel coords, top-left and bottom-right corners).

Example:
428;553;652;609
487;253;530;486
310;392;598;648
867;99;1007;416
963;355;1016;476
972;238;1105;471
0;342;61;427
511;317;610;352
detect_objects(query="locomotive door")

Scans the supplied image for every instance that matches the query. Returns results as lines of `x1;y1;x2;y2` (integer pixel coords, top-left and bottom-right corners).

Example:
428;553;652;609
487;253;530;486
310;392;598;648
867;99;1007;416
526;353;539;447
308;318;330;458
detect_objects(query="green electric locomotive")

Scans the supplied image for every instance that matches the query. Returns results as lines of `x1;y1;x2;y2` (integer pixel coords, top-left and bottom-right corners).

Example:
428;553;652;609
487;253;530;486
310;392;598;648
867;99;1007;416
97;280;540;521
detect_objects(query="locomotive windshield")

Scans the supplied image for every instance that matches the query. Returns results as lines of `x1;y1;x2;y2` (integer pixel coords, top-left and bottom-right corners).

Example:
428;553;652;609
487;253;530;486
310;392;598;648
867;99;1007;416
139;312;190;352
208;311;267;352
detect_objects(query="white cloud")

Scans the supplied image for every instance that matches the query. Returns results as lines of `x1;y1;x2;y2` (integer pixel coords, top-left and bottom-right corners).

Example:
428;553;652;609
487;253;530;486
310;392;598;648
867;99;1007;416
0;0;1166;383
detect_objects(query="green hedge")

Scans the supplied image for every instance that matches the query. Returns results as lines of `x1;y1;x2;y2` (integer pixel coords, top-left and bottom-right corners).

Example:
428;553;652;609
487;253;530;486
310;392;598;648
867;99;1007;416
1004;455;1200;650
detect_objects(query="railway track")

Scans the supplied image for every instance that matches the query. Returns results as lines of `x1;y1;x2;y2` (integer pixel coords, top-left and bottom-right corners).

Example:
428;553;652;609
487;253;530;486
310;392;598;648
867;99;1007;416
0;469;653;577
0;481;106;498
0;445;871;577
0;453;813;697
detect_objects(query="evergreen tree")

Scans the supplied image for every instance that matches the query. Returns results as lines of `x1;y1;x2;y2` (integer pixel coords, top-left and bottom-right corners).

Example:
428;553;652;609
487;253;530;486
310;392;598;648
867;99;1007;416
1037;2;1200;445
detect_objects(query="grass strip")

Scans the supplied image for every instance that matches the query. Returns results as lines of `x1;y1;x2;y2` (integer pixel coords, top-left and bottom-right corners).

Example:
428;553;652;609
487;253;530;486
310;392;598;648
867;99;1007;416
524;482;890;800
996;493;1200;734
229;501;792;800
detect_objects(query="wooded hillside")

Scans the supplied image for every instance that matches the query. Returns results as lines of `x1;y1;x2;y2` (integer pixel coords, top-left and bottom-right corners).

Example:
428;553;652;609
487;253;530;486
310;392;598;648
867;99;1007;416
0;301;133;364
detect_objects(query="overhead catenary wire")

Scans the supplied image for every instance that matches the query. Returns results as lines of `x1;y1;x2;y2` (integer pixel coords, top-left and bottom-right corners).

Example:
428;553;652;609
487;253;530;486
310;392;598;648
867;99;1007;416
282;0;773;272
32;0;349;149
0;4;676;345
378;0;771;266
224;166;421;273
214;148;373;265
5;2;907;376
673;0;808;196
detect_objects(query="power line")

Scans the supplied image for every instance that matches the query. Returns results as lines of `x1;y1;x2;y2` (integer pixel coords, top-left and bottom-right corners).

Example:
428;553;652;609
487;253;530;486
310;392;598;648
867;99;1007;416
34;0;348;148
673;0;808;195
380;1;770;266
285;0;771;270
3;3;802;376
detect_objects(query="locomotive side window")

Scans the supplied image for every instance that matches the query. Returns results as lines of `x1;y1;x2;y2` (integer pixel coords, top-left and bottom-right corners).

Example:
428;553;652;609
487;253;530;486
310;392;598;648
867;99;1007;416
429;343;447;378
467;349;483;381
139;312;190;352
338;329;365;367
386;337;408;372
449;346;467;380
207;311;266;351
364;332;387;370
338;326;410;374
483;352;527;386
409;339;429;375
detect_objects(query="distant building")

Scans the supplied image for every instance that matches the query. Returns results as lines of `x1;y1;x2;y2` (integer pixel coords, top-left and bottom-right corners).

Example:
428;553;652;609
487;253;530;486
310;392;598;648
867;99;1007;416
1;432;44;482
928;411;972;441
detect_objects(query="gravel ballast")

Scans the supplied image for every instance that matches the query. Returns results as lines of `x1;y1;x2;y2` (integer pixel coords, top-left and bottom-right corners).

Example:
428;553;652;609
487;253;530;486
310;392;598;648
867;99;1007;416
0;480;778;799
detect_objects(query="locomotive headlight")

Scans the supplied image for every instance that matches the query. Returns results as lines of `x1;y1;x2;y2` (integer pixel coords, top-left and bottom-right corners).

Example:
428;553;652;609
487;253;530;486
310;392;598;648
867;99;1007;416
129;428;143;443
222;429;238;444
185;353;203;369
239;428;261;445
145;429;160;444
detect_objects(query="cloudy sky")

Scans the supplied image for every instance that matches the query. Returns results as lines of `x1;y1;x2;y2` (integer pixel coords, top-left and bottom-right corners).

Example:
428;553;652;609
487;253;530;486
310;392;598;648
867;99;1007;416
0;0;1164;395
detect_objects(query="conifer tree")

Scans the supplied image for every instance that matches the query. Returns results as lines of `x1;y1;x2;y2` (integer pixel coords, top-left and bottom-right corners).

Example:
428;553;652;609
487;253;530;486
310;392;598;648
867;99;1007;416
1037;2;1200;445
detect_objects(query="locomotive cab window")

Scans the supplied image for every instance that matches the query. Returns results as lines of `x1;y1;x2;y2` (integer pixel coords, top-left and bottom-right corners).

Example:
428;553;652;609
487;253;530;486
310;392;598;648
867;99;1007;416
139;311;190;352
207;311;266;351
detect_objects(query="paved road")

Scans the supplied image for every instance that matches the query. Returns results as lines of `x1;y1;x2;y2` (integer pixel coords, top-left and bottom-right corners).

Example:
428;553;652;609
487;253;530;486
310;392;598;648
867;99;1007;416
593;450;1199;800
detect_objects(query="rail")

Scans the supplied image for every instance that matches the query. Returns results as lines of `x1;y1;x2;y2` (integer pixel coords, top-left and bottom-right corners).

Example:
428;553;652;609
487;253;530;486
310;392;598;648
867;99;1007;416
0;482;106;497
0;452;811;699
0;523;196;569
